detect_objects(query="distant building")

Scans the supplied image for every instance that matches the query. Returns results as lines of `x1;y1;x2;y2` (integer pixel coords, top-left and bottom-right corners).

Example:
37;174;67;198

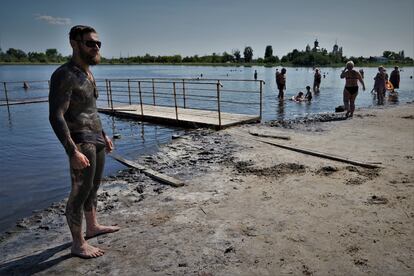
331;40;343;56
304;39;343;56
312;39;320;52
371;56;389;63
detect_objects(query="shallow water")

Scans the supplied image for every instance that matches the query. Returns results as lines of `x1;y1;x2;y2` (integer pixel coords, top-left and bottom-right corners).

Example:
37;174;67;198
0;64;413;233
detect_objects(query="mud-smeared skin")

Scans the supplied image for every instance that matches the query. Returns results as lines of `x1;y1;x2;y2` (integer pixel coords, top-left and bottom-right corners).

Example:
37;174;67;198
49;60;104;227
49;60;102;157
66;144;105;227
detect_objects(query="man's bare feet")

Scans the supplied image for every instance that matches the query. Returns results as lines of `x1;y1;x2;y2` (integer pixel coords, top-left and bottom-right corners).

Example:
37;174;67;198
85;224;120;239
71;242;105;259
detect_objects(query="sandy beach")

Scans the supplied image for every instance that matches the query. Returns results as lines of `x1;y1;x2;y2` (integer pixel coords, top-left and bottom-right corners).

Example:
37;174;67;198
1;103;413;275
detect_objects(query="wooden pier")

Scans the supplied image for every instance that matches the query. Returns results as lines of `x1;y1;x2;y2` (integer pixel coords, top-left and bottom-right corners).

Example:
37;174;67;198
2;78;264;130
98;104;260;129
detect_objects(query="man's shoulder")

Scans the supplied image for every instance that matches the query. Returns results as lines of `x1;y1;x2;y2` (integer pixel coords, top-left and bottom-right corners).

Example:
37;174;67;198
51;61;78;82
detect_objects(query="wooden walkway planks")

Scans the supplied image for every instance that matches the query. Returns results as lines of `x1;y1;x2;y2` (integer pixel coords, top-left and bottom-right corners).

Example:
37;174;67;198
98;104;260;129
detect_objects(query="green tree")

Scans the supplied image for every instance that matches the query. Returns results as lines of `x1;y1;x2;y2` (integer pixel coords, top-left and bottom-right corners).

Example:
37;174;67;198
222;51;234;63
243;46;253;63
232;49;241;62
264;45;273;59
45;48;61;62
6;48;28;61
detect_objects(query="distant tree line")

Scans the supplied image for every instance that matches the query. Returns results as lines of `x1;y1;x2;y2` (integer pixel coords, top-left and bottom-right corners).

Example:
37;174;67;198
0;48;66;63
0;46;412;66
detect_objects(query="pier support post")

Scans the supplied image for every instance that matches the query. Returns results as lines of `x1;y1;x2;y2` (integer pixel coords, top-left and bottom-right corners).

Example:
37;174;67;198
152;78;156;106
182;79;186;108
216;81;222;129
138;81;144;116
173;82;178;120
127;79;132;105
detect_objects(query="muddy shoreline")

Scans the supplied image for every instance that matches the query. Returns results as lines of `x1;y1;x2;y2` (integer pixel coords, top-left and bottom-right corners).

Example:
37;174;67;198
1;103;413;275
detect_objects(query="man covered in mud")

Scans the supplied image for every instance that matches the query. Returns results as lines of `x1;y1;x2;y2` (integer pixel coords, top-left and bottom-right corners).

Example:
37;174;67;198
49;25;119;258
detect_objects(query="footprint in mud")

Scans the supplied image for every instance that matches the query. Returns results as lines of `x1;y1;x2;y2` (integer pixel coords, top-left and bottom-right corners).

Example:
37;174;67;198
262;191;272;201
345;177;365;186
367;195;388;205
346;245;360;256
354;258;368;266
234;161;306;177
316;166;338;176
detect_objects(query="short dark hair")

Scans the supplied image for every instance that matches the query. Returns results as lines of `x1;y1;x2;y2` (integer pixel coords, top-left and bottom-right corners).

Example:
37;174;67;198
306;86;311;89
69;25;96;41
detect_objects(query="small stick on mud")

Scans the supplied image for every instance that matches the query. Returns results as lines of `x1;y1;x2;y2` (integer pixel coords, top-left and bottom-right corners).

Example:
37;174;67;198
199;207;207;215
248;130;291;140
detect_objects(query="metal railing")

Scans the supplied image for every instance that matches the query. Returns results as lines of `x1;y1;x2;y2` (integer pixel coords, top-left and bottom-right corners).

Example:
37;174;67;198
1;78;264;127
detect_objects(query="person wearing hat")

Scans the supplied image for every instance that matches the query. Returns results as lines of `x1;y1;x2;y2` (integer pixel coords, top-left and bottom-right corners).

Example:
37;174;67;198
389;66;400;92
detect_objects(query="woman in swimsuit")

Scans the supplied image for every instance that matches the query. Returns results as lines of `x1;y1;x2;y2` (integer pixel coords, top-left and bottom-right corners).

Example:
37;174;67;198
340;61;365;118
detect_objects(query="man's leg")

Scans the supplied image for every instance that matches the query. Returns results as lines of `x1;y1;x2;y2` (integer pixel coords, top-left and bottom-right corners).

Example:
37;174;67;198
278;88;284;100
85;147;120;238
67;143;104;258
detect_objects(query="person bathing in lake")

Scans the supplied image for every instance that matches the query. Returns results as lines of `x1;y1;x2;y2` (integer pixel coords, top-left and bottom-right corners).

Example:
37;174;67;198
292;91;305;102
276;68;287;100
49;25;120;259
389;66;400;93
372;66;387;105
340;61;365;118
313;68;321;92
304;86;312;101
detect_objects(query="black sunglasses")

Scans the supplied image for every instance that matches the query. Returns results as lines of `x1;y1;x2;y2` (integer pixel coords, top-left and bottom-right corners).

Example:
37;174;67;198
77;40;102;48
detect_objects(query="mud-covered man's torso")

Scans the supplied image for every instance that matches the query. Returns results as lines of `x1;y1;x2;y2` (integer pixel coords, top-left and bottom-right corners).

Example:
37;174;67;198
49;60;105;156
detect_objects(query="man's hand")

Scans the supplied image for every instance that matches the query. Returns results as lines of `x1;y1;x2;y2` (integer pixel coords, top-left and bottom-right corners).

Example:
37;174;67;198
70;150;90;170
104;135;114;153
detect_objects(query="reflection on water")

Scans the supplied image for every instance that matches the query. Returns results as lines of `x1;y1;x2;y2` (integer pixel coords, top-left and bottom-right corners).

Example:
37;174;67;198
277;100;285;121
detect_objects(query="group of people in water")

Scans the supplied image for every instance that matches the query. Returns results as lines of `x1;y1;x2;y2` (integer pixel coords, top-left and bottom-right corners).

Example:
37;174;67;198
269;61;402;118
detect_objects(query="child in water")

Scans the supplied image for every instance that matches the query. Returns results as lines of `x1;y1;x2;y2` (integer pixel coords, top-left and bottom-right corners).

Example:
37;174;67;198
304;86;312;101
293;91;305;102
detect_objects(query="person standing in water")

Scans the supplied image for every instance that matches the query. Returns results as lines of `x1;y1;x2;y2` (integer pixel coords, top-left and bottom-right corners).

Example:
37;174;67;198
49;25;120;259
372;66;387;105
313;68;321;92
276;68;287;100
254;70;258;80
340;61;365;118
389;66;400;92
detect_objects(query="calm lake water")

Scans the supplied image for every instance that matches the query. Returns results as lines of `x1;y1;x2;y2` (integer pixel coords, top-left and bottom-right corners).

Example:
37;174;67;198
1;64;413;233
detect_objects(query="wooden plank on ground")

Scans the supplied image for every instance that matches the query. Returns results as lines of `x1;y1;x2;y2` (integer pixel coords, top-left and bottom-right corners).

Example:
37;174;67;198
248;130;291;140
110;153;185;187
234;132;381;169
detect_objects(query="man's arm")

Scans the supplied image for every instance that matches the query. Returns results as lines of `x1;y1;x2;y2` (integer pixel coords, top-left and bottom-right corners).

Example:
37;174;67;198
49;71;77;157
101;130;114;153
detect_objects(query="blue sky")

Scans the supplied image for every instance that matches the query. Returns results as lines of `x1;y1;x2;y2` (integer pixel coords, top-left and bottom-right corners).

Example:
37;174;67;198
1;0;413;58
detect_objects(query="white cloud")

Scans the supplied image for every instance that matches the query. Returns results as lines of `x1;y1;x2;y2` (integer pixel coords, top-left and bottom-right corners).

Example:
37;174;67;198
35;14;71;25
